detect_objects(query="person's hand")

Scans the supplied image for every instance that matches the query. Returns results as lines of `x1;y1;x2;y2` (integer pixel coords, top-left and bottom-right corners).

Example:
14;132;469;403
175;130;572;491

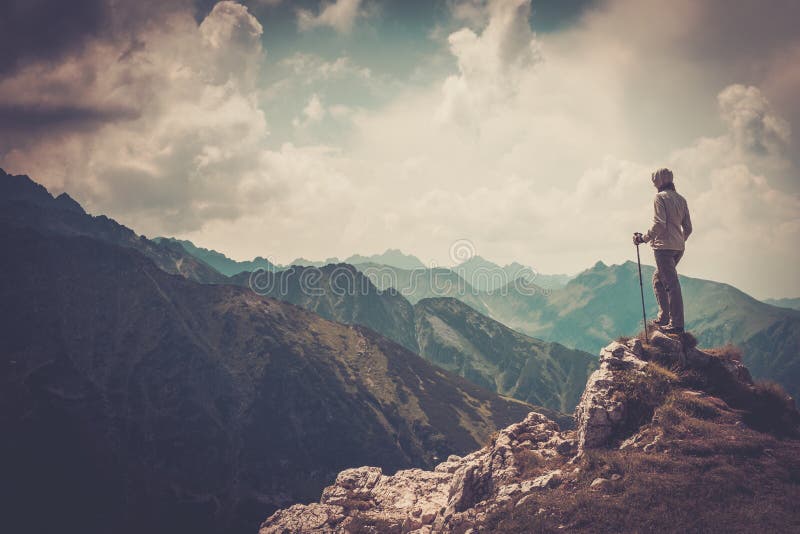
632;232;645;245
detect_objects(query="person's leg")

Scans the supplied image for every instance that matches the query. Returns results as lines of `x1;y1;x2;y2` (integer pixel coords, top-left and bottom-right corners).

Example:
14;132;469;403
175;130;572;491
654;249;683;328
668;250;685;328
652;253;670;324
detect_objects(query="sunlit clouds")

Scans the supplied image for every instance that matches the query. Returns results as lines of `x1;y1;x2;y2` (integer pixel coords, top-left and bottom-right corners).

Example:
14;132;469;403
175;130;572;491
0;0;798;297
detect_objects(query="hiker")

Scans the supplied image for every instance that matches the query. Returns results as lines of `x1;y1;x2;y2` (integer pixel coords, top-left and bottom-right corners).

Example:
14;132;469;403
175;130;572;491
633;168;692;334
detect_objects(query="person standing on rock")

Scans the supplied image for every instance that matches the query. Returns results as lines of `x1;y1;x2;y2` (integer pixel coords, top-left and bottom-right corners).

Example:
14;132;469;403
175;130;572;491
633;168;692;334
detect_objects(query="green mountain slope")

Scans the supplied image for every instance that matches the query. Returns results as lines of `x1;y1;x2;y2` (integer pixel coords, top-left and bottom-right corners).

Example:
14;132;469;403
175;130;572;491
415;297;596;413
471;260;800;398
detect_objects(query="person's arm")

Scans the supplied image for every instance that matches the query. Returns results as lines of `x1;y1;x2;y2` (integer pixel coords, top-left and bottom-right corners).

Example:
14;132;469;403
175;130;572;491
642;194;666;243
682;200;692;241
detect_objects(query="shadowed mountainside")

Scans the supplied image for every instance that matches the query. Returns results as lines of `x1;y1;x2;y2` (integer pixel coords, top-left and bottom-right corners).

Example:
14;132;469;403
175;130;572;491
0;228;540;534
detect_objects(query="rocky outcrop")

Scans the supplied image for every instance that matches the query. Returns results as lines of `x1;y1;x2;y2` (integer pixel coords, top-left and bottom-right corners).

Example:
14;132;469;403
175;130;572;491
574;331;753;452
261;331;764;533
260;411;573;533
573;339;647;451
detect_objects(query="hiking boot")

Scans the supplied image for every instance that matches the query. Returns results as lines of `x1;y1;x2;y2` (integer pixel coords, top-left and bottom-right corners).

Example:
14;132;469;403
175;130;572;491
663;325;684;334
653;316;670;327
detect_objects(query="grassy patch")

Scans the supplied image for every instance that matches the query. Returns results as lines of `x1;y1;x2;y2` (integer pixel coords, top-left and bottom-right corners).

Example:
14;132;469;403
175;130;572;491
487;438;800;533
743;381;800;437
515;449;545;478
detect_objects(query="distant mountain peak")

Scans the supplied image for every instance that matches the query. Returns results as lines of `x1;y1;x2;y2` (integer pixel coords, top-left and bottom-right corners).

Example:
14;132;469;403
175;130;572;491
344;249;426;270
1;169;226;283
54;192;86;214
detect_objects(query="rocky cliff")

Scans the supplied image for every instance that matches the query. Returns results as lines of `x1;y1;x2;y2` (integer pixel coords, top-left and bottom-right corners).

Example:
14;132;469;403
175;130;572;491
261;331;800;533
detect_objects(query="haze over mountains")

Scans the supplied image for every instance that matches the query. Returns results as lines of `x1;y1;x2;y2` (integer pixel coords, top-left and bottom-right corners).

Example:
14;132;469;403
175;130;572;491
158;196;800;401
158;240;433;276
157;237;573;291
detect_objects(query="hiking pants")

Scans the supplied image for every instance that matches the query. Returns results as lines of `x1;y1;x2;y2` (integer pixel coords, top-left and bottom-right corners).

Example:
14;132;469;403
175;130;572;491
653;249;684;328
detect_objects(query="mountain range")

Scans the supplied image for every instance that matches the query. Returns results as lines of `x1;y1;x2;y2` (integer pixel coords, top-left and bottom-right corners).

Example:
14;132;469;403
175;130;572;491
153;237;280;276
228;265;596;413
451;255;572;291
464;260;800;399
4;168;800;533
0;170;551;534
159;238;574;292
765;298;800;311
307;257;800;401
230;264;421;354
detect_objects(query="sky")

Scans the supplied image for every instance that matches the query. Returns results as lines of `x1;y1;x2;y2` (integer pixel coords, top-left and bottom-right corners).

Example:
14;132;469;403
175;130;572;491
0;0;798;299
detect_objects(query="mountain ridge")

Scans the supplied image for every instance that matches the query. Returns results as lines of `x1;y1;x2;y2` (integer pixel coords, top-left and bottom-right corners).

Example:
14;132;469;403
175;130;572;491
0;168;227;284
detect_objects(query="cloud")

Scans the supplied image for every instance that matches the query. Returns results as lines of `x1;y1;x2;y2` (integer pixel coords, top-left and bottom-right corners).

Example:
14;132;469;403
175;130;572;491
437;0;542;124
717;84;791;157
0;0;109;75
0;1;280;233
297;0;366;34
293;93;326;127
1;0;798;298
280;53;372;84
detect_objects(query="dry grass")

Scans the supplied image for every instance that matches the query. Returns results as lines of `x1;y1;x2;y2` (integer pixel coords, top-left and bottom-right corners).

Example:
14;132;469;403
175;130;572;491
487;386;800;533
743;381;800;437
515;449;545;478
707;343;744;363
645;362;679;383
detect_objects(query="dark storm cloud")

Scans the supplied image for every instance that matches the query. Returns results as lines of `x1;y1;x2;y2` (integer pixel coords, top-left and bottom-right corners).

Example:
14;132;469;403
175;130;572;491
0;0;196;76
0;0;195;146
0;0;109;75
676;0;800;63
0;103;138;135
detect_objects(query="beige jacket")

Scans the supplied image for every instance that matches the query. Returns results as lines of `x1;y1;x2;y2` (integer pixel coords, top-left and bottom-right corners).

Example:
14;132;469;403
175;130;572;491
643;189;692;250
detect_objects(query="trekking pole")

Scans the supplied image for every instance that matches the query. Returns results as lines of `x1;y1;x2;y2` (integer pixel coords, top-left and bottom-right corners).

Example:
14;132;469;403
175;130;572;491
634;233;648;342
